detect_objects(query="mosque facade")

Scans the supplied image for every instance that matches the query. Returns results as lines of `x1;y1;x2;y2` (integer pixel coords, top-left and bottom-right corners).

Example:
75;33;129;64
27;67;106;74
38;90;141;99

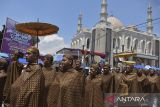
71;0;160;67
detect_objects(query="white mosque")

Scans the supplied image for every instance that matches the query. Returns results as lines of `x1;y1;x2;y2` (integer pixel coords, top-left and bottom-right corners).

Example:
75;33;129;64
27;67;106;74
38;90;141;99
71;0;160;67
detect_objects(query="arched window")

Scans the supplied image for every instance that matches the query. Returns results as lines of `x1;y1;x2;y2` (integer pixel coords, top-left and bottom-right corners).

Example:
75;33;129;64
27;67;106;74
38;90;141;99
117;38;120;48
148;42;151;54
113;38;116;49
141;40;145;53
74;41;76;48
127;37;131;49
71;42;73;48
86;38;90;49
72;42;74;48
77;40;79;48
79;39;81;47
133;39;138;51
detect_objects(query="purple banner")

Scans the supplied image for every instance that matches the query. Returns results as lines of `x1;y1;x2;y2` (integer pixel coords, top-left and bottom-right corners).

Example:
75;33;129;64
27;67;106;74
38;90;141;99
1;18;32;55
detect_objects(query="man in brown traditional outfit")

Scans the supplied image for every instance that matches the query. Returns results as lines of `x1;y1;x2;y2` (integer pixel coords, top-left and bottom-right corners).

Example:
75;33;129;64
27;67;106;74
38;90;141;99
0;58;8;106
114;67;120;74
146;69;160;107
3;51;24;104
123;65;138;93
10;46;44;107
57;54;85;107
147;69;160;93
84;64;104;107
101;64;113;93
136;69;149;93
113;66;128;94
42;54;58;107
74;59;85;92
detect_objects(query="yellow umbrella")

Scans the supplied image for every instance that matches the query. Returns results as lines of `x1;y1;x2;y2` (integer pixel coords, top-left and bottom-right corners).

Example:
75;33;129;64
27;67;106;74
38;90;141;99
122;61;136;65
114;52;136;58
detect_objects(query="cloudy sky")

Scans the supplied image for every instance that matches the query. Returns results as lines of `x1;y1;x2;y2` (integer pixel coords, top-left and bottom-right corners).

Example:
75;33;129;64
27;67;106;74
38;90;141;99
0;0;160;55
38;34;69;55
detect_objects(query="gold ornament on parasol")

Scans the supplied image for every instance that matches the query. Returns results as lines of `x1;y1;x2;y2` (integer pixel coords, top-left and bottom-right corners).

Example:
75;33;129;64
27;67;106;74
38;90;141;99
15;22;59;47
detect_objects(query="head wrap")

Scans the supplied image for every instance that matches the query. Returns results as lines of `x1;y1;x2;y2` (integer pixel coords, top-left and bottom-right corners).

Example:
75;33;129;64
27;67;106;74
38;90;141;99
90;64;98;71
27;46;39;56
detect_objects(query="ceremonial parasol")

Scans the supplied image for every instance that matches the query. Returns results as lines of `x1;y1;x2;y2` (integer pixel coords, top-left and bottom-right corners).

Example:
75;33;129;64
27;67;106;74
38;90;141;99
114;52;136;58
15;22;59;47
122;61;136;65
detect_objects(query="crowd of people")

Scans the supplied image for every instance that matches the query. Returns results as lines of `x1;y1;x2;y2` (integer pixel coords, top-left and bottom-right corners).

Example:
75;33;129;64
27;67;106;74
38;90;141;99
0;46;160;107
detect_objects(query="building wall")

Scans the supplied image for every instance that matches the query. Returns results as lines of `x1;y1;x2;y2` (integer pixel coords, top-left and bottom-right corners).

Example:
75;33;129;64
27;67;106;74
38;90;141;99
90;26;159;66
71;25;160;66
71;31;91;50
112;29;154;55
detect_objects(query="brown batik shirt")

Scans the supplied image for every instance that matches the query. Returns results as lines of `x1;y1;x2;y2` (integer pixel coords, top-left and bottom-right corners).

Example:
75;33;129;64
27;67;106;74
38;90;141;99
10;63;44;107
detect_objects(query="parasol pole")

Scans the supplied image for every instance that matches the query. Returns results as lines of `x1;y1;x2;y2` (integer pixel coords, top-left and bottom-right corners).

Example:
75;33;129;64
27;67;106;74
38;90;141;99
37;30;38;48
37;18;39;48
36;18;39;64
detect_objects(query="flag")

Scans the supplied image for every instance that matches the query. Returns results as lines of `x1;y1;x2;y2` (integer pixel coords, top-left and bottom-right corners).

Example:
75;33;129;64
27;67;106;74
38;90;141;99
1;18;32;56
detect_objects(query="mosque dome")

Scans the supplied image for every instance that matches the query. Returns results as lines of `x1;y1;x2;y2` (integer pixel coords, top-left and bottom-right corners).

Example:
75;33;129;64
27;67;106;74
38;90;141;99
107;16;124;29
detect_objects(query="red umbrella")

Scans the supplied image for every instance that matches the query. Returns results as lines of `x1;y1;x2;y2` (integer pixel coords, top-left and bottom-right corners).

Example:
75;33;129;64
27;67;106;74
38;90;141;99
81;50;106;58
